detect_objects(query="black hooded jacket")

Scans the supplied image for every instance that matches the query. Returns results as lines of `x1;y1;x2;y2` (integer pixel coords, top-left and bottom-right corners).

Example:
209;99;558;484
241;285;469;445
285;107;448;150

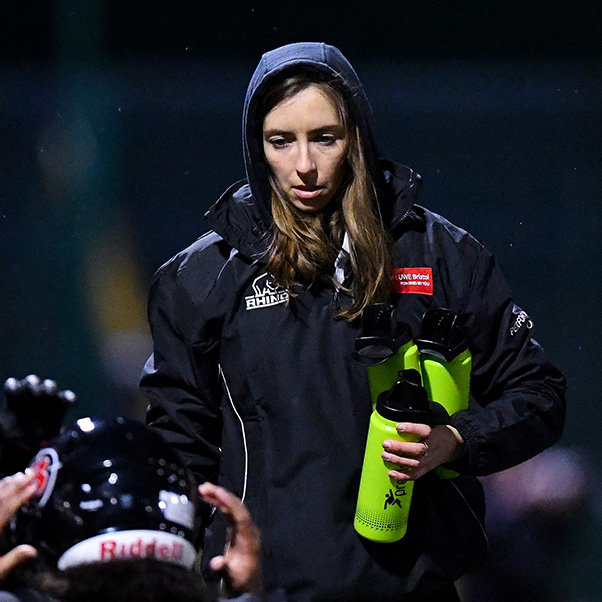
142;43;566;601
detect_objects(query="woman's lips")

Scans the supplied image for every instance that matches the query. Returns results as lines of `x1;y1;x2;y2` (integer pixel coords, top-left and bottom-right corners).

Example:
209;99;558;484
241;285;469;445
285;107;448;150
292;186;323;200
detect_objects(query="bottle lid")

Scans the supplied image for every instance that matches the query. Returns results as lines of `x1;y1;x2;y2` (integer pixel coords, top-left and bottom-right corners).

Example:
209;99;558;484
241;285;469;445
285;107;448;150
352;303;412;367
415;308;468;361
377;370;451;425
376;369;431;422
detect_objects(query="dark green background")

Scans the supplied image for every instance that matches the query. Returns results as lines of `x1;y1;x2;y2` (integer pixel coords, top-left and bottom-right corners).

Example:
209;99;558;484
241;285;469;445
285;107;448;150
1;2;601;599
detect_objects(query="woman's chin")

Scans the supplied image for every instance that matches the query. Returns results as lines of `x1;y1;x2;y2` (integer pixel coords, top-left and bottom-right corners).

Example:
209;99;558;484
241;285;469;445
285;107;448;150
288;193;333;213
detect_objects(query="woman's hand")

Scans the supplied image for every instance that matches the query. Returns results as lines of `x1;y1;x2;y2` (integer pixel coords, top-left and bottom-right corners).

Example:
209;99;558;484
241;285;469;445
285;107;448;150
0;471;39;580
382;423;465;481
198;482;262;596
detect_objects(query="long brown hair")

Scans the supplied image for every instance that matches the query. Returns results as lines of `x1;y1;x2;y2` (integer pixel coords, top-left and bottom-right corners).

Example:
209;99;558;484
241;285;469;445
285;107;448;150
260;72;391;321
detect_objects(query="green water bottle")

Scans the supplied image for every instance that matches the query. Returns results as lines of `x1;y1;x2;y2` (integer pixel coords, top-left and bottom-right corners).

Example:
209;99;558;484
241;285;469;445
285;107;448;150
416;308;472;479
352;303;420;409
354;369;434;543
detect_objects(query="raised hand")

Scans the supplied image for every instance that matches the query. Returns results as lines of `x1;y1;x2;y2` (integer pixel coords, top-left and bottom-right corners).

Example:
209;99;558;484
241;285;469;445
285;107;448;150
0;472;39;580
198;482;262;596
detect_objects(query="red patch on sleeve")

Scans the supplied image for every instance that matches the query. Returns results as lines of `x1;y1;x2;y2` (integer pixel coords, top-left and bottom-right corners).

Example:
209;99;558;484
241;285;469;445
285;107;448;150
391;267;433;295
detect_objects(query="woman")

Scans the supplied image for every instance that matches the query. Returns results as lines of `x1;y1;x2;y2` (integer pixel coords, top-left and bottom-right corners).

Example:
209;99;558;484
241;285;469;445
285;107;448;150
141;42;566;601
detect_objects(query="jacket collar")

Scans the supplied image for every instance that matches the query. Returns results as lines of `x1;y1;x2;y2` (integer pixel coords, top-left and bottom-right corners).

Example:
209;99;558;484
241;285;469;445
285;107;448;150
204;180;271;260
204;161;421;260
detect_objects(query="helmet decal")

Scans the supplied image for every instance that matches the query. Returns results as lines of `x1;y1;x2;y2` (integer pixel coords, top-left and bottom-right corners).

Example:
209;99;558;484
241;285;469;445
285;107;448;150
28;447;61;508
158;490;195;530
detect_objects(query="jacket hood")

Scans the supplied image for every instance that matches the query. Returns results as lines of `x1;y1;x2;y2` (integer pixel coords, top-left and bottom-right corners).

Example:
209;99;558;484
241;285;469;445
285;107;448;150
242;42;384;225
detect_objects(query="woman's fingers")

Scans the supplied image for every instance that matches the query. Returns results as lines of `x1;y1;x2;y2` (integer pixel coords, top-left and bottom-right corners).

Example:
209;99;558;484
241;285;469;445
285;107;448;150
382;423;465;481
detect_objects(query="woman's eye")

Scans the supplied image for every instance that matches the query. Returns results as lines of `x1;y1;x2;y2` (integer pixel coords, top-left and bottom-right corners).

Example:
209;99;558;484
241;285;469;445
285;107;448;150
269;138;288;148
316;135;336;145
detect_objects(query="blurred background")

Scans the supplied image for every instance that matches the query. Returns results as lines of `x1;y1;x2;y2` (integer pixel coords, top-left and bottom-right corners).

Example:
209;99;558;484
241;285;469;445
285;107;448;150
1;1;601;599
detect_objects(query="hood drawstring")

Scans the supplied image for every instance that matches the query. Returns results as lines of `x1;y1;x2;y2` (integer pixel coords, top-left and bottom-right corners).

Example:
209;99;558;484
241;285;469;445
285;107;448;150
334;232;351;287
333;232;352;309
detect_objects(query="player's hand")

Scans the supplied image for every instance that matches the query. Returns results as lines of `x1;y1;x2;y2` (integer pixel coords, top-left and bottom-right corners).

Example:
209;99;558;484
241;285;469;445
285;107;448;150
198;482;262;595
1;374;77;450
0;472;39;580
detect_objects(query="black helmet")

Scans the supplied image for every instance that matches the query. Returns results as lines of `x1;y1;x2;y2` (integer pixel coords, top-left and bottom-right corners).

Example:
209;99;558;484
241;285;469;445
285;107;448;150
16;416;199;570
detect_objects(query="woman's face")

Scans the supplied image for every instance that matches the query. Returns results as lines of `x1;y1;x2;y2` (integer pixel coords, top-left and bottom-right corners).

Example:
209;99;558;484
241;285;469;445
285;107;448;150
262;85;349;212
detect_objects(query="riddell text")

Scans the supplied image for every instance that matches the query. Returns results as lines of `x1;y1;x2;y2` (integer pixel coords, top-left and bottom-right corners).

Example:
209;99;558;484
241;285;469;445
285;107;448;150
100;538;184;561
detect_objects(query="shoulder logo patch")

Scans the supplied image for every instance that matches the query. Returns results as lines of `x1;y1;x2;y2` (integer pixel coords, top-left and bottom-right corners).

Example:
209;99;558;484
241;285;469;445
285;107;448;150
392;267;433;295
245;273;288;310
510;309;533;336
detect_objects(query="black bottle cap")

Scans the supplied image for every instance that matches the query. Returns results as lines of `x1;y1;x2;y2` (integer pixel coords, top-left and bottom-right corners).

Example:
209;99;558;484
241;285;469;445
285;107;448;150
352;303;413;367
415;308;468;361
376;369;431;422
376;370;451;425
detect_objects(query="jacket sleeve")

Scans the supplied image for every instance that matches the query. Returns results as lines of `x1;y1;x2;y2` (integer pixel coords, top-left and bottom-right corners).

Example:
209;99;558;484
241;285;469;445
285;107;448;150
141;242;228;487
449;245;567;476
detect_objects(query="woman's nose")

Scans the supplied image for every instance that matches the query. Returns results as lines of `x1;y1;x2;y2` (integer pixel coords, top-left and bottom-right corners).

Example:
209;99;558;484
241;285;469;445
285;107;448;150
295;143;316;175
